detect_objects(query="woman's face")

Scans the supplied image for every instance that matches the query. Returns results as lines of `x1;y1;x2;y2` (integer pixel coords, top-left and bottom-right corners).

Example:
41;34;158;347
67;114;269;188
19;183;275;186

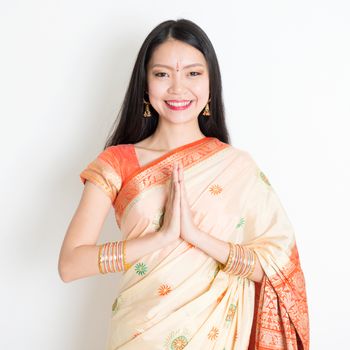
146;39;210;124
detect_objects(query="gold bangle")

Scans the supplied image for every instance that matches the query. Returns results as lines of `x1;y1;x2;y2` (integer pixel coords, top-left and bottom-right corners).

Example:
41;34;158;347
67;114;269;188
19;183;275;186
98;244;105;274
229;244;241;274
122;240;132;271
246;251;257;279
239;246;251;277
221;242;234;272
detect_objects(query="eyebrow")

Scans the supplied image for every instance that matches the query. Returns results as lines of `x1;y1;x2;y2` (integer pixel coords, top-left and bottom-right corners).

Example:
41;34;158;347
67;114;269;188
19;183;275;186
150;63;205;70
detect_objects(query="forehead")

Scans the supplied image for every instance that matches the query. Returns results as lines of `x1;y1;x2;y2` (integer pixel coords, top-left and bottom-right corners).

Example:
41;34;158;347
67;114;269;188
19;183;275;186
147;39;207;68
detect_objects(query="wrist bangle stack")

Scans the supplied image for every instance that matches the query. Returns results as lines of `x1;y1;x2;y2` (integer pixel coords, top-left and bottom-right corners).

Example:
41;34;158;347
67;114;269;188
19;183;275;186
98;240;132;274
220;242;257;279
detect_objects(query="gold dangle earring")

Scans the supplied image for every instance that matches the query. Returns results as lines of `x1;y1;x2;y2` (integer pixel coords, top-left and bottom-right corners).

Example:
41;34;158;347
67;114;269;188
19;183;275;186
203;98;211;116
143;98;151;118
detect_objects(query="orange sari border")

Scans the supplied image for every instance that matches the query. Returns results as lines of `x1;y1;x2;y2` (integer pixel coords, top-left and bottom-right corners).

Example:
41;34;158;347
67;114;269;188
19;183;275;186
249;243;310;350
114;137;230;223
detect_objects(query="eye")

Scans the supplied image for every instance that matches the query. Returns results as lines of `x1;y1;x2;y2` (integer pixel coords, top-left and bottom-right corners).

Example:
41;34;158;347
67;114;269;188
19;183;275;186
154;72;168;77
189;72;201;76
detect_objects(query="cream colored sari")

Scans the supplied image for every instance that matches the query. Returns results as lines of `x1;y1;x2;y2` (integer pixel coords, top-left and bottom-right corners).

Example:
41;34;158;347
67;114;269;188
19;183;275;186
80;136;309;350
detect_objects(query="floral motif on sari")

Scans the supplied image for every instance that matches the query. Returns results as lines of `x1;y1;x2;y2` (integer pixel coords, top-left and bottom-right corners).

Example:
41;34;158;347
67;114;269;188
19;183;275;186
226;303;237;322
163;328;191;349
259;170;271;186
209;184;223;195
134;262;148;276
208;326;220;340
158;283;172;296
235;217;245;229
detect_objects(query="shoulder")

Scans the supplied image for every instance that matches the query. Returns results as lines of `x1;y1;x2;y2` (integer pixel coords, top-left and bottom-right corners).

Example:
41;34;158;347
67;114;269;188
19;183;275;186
215;139;257;168
97;144;133;164
230;145;272;188
95;146;120;169
97;144;139;183
214;139;272;189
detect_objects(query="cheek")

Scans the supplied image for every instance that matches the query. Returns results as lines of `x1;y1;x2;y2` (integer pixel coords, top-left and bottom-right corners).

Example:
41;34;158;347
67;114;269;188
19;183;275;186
192;77;209;98
193;85;209;102
147;80;166;99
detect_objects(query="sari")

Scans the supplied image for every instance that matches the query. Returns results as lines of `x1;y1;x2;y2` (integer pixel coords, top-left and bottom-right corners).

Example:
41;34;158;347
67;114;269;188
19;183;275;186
79;136;310;350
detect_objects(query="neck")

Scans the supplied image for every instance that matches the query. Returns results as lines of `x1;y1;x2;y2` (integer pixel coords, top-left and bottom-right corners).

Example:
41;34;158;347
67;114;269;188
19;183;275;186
147;120;206;151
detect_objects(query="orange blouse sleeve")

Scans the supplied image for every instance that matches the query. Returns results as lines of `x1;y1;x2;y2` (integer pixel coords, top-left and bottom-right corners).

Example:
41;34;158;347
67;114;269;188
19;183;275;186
79;146;122;205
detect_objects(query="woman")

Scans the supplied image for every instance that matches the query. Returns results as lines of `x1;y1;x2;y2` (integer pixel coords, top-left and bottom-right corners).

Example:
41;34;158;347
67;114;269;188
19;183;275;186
58;19;309;349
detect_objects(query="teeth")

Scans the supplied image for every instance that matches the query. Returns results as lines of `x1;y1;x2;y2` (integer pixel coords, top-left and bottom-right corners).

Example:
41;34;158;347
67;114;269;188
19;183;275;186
166;101;191;107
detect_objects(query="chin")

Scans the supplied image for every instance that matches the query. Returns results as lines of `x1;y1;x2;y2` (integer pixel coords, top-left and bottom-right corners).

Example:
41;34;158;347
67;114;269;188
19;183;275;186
161;115;200;124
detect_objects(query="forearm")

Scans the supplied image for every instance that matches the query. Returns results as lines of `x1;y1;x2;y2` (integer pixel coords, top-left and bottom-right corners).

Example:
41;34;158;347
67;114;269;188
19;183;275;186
59;231;169;283
189;229;265;283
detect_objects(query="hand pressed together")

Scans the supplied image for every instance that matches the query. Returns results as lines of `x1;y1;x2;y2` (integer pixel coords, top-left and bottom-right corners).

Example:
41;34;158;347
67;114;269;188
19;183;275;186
177;161;198;243
159;161;198;244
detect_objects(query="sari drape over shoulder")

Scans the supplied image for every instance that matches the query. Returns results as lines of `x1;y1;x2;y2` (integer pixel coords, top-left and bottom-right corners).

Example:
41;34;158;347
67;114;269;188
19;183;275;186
79;137;310;350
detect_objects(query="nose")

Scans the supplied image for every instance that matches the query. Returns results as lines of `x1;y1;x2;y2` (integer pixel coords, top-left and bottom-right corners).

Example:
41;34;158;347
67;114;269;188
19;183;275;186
167;75;185;94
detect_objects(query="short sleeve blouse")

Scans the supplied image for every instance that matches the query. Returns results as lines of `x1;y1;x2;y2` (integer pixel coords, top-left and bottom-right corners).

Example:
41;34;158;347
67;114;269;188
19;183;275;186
79;145;139;205
79;146;122;205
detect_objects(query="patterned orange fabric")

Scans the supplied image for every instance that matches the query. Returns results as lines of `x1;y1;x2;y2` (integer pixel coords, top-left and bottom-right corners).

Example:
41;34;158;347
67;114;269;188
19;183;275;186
79;144;139;206
248;243;309;349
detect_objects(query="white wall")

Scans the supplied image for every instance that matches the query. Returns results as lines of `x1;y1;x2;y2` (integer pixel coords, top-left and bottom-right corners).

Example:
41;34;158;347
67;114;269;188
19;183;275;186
1;0;349;348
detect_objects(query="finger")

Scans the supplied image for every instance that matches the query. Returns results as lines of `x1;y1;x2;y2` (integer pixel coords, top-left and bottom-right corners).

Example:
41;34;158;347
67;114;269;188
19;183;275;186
178;161;183;182
173;164;180;211
165;165;175;214
170;162;178;201
174;167;179;197
174;162;180;193
179;168;185;207
169;163;177;205
180;174;185;202
180;172;188;207
172;161;178;184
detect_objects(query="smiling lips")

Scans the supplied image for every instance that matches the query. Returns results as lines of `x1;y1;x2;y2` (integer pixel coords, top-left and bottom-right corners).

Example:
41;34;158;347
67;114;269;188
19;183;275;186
165;100;192;110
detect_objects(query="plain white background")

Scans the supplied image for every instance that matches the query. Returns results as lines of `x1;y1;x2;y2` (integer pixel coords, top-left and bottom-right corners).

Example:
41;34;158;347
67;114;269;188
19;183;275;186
1;0;349;348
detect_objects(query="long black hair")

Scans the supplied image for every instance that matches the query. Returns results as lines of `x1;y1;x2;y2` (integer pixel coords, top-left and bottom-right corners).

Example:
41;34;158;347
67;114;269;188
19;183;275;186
104;18;231;149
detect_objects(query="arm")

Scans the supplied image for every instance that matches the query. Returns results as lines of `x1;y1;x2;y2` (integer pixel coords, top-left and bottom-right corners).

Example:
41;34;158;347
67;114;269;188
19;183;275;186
177;161;264;284
188;228;265;283
58;181;170;283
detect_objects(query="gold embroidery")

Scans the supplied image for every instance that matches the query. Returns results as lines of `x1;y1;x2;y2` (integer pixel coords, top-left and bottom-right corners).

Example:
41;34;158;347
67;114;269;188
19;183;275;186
209;184;223;195
158;283;172;296
207;326;219;340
